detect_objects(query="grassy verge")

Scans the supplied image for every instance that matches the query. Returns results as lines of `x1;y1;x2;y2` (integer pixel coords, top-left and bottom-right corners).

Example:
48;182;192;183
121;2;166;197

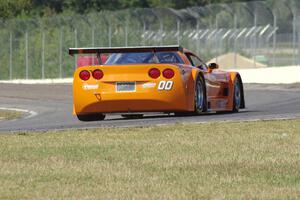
0;110;23;121
0;119;299;199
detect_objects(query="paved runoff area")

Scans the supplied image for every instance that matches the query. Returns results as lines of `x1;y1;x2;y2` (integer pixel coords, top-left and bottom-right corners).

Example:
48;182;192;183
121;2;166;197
0;66;299;132
0;82;299;132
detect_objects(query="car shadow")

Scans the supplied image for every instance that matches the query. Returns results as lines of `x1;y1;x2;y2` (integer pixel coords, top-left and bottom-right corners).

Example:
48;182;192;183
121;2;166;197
105;110;257;121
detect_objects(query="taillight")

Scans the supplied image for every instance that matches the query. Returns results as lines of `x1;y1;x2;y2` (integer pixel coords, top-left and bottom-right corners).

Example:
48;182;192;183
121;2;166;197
148;68;160;79
92;69;104;80
79;70;90;81
163;68;175;79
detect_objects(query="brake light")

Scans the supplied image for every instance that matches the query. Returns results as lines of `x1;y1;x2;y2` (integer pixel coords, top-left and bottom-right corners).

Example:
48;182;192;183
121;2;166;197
79;70;90;81
148;68;160;79
163;68;175;79
92;69;104;80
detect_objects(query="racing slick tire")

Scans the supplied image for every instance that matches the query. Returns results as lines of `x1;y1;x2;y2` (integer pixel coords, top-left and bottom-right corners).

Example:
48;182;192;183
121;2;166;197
174;75;207;116
232;78;242;113
77;113;106;121
194;75;207;114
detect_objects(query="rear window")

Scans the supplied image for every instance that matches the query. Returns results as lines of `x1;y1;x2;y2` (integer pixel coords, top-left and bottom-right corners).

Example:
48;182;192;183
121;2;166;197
105;52;183;65
77;55;108;67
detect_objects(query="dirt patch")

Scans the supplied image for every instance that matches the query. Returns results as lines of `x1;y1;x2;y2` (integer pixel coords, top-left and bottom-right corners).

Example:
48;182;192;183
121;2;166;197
0;110;24;120
207;52;267;69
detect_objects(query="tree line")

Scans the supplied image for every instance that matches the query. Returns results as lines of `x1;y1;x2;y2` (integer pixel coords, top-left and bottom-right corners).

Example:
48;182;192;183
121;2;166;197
0;0;256;19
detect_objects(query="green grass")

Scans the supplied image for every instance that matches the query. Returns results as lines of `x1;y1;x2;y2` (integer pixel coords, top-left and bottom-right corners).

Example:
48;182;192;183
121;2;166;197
0;119;300;199
0;110;23;120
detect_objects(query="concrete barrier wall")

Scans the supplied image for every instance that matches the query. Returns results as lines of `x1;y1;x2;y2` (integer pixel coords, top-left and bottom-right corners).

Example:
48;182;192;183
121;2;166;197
232;66;300;84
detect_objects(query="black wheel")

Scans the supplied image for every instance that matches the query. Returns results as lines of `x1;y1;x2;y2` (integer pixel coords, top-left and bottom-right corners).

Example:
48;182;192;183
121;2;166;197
77;113;106;121
121;114;144;119
194;75;207;114
232;78;242;112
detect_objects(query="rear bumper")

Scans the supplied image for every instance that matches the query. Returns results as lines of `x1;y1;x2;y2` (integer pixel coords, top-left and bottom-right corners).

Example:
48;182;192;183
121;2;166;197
74;85;191;115
73;83;195;114
76;99;187;114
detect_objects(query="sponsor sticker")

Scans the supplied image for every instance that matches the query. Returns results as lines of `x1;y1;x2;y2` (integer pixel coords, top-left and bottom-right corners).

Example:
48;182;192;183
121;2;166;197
83;84;99;90
142;82;156;89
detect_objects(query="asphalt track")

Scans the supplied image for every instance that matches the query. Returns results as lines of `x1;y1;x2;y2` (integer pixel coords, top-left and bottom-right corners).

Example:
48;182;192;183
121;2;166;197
0;83;299;133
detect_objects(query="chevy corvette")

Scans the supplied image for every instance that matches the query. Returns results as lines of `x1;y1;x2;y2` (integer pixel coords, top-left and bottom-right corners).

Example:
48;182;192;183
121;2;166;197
69;45;245;121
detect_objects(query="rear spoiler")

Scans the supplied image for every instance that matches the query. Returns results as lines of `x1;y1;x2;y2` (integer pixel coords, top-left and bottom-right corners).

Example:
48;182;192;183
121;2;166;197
69;45;183;56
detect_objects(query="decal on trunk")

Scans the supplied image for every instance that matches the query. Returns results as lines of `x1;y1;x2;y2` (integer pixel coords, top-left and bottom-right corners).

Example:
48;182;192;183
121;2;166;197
142;83;156;89
158;81;173;90
83;84;99;90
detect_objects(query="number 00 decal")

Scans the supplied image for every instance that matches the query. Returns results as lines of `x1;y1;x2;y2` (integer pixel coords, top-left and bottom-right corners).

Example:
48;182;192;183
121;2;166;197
158;81;173;90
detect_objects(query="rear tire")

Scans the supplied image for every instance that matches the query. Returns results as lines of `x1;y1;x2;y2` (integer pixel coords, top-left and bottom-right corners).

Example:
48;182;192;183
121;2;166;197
77;113;106;121
232;78;242;112
174;75;207;116
194;75;207;114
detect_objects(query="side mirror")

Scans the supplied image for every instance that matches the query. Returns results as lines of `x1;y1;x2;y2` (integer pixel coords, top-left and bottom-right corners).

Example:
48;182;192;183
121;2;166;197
208;63;219;70
197;63;207;70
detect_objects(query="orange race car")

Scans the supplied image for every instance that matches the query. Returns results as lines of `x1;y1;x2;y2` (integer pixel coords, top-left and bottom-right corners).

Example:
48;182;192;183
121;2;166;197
69;45;245;121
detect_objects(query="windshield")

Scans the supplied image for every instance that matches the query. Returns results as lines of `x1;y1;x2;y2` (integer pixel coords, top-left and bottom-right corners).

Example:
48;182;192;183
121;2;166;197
105;52;183;65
